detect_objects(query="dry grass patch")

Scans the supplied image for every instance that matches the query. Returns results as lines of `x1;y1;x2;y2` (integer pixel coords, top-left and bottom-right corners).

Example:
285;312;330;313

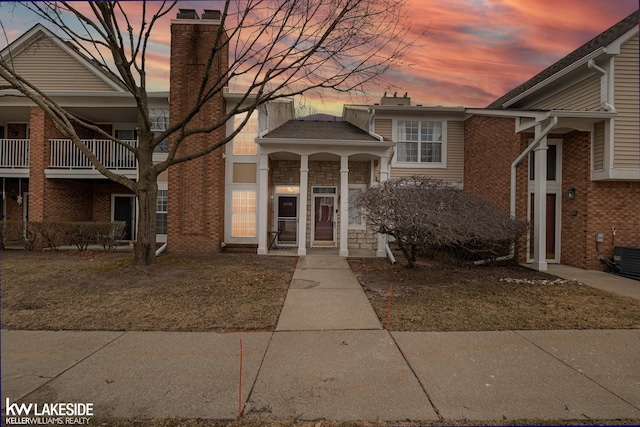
1;250;295;331
351;257;640;331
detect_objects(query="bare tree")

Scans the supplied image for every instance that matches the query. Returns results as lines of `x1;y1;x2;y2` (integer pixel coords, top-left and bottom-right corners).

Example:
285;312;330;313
358;176;527;267
0;0;415;264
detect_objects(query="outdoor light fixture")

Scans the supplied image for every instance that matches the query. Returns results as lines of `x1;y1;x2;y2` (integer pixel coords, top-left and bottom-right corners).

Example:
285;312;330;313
567;188;576;200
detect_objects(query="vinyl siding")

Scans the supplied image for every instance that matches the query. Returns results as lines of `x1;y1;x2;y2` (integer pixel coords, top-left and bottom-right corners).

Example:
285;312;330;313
343;106;370;132
593;121;605;171
374;118;392;140
390;120;464;184
613;34;640;169
530;74;601;111
0;36;115;92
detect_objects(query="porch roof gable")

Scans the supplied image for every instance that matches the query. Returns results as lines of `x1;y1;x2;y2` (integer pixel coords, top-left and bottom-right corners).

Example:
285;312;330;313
261;120;380;142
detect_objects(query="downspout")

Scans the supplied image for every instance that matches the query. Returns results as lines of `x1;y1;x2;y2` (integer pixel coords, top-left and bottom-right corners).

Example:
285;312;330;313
368;108;384;142
481;116;559;265
588;60;616;112
510;117;558;219
155;242;167;256
385;243;396;264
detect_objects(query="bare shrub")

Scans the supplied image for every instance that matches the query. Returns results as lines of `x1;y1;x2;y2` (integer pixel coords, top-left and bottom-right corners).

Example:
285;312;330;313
96;222;127;251
32;222;67;250
19;222;38;251
357;176;527;267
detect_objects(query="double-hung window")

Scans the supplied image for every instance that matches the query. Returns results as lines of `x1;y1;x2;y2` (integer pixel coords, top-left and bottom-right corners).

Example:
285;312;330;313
396;120;444;165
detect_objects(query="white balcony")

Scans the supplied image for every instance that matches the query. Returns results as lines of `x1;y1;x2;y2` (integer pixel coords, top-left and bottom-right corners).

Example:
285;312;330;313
0;139;30;177
46;139;138;179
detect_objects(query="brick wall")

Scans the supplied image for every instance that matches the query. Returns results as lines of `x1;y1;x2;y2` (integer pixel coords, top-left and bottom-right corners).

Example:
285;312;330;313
26;108;132;230
1;178;28;221
586;180;640;270
466;118;640;271
464;116;530;262
561;131;590;269
167;20;228;254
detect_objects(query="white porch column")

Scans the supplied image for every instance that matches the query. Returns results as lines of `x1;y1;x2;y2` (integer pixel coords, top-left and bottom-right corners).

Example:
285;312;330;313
257;153;269;255
532;128;548;271
297;155;309;256
377;156;390;257
339;155;349;257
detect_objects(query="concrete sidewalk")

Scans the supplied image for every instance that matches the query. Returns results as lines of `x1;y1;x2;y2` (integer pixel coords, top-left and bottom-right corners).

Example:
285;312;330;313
3;254;640;423
3;329;639;422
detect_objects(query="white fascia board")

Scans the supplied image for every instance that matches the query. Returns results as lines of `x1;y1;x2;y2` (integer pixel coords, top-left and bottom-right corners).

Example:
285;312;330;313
371;105;466;114
603;25;638;53
502;48;610;108
45;169;138;180
0;169;30;178
2;24;127;92
592;168;640;181
257;138;395;148
223;88;258;104
0;24;47;59
1;91;168;108
464;109;547;120
548;110;617;119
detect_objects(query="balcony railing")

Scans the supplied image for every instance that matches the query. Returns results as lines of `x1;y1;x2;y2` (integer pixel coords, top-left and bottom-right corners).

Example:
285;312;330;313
50;139;137;170
0;139;30;168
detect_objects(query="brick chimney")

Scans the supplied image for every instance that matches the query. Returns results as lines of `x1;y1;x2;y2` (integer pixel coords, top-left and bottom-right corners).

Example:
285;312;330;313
167;10;229;254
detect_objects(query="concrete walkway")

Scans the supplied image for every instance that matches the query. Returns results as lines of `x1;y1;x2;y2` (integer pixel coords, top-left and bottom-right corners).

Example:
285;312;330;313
276;255;381;331
3;254;640;423
547;264;640;299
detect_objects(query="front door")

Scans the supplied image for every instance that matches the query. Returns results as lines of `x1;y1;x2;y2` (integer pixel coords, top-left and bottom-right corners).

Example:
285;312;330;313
529;193;557;261
277;196;297;246
313;195;336;246
113;195;136;240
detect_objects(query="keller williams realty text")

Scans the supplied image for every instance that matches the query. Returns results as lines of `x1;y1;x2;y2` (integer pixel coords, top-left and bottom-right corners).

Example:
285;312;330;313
5;399;93;417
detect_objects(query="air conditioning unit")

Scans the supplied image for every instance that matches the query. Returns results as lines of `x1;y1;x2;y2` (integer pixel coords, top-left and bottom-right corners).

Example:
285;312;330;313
613;246;640;280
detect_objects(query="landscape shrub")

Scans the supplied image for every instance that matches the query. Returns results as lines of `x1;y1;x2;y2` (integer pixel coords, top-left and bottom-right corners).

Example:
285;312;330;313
1;221;127;252
357;176;528;267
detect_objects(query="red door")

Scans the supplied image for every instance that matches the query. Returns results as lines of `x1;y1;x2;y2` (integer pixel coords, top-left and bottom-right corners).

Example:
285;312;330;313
529;193;556;260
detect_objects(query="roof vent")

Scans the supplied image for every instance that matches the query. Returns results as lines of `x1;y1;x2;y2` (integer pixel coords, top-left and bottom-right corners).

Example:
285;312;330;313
177;9;199;19
202;10;221;20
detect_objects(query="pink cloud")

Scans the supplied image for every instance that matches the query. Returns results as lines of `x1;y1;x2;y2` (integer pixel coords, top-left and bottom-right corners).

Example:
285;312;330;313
1;1;637;114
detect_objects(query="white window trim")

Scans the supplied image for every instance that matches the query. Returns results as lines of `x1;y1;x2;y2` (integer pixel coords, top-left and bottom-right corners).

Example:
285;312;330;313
526;139;563;264
156;182;168;243
347;184;367;230
527;139;563;192
391;119;447;168
225;184;259;244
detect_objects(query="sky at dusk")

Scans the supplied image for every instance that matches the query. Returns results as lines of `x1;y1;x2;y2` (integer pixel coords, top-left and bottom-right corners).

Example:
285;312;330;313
0;1;638;115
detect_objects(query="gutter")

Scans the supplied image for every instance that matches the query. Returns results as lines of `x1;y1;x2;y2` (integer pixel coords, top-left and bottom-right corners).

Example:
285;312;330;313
502;47;608;108
587;59;616;112
368;109;384;142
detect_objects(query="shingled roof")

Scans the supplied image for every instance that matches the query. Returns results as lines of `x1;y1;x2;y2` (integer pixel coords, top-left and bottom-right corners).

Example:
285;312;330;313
487;11;639;109
263;120;379;141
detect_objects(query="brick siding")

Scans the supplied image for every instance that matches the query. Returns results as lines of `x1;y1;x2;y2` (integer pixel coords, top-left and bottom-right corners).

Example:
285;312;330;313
464;116;530;262
465;117;640;270
167;21;228;254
